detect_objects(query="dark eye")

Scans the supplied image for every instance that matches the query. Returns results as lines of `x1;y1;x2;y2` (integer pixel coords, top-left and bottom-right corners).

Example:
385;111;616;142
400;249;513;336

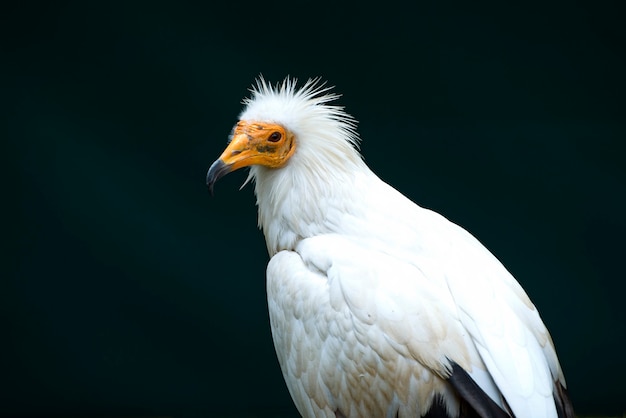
268;131;282;142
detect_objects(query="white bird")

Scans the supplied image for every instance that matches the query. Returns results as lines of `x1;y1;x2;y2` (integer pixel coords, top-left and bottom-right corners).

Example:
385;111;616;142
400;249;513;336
206;77;574;418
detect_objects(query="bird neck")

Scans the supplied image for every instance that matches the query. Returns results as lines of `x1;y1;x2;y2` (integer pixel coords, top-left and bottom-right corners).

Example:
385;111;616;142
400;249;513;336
251;149;370;256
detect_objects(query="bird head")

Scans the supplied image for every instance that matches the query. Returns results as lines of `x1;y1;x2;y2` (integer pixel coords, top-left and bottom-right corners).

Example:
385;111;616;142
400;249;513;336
205;77;362;195
206;120;296;194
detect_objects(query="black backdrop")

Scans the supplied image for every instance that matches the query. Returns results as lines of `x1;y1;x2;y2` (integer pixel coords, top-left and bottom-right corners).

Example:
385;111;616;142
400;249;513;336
4;1;625;417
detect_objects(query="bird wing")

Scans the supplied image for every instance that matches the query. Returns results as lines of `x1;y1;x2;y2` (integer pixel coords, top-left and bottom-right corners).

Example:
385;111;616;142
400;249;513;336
268;234;472;417
434;220;563;417
268;228;563;417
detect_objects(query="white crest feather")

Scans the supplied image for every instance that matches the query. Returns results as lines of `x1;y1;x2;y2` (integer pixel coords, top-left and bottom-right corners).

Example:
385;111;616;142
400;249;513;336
240;76;361;150
239;77;368;218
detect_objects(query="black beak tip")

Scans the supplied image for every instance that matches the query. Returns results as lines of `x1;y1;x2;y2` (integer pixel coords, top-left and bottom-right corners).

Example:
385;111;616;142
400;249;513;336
206;159;232;196
206;172;216;196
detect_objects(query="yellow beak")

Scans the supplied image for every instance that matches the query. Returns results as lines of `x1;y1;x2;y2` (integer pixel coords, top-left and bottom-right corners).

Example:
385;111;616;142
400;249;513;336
206;121;295;194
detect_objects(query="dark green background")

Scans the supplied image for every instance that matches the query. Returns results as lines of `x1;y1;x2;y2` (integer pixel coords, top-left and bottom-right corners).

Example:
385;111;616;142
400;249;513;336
4;1;625;417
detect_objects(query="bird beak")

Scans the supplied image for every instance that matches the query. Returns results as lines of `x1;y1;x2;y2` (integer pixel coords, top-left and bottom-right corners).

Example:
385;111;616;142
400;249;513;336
206;158;233;196
205;132;263;195
206;121;295;195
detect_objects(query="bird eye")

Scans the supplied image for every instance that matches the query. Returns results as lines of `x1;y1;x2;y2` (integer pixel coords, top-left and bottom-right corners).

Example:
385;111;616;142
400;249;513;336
268;132;282;142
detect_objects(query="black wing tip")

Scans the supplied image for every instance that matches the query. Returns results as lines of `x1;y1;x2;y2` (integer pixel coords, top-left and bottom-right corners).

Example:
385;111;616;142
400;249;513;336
446;362;511;418
554;383;576;418
444;361;577;418
422;396;455;418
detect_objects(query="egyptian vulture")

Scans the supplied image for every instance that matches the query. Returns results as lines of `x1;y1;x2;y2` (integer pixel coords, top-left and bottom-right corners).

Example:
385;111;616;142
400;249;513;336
205;78;574;418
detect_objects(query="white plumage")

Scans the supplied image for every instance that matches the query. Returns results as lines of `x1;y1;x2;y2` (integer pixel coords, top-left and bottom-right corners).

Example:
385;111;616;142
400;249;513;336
206;78;574;418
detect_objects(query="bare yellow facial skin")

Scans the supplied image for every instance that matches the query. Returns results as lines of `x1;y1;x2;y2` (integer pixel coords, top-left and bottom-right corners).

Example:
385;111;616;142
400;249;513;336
219;121;296;171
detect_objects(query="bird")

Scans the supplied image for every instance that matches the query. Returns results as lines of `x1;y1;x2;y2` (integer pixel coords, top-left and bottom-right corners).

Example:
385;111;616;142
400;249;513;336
205;77;574;418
